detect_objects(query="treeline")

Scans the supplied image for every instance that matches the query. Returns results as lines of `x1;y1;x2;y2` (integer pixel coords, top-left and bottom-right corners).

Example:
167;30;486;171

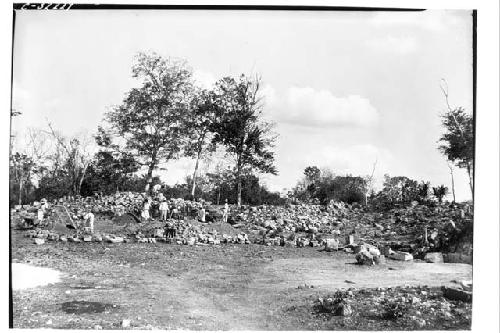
9;54;474;208
10;52;278;207
290;166;451;208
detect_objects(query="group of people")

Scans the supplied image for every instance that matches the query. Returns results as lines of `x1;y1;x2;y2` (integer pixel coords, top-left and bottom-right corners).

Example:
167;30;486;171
140;192;230;225
140;197;184;221
34;198;95;234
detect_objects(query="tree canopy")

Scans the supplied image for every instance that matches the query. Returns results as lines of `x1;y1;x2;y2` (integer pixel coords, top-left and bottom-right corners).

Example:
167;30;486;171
438;107;474;197
211;74;278;206
105;52;193;192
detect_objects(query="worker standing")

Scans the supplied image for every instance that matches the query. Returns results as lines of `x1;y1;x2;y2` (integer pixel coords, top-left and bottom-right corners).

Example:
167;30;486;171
83;209;95;234
198;205;206;223
141;198;151;221
159;198;169;222
222;199;229;223
37;198;50;222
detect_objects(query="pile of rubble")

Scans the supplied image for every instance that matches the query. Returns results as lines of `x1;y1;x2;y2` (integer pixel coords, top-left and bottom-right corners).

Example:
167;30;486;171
228;201;472;258
13;192;473;261
11;191;206;223
23;216;251;247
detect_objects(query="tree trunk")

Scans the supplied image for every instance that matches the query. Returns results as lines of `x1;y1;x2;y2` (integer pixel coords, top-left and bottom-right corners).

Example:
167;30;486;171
466;163;474;201
448;164;456;203
237;177;242;207
18;178;23;205
217;187;220;206
76;165;88;196
144;164;154;194
190;144;203;197
236;156;242;207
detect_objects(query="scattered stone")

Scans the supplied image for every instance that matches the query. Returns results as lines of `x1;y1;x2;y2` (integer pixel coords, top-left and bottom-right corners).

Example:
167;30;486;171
388;251;413;261
34;238;45;245
324;238;339;251
442;286;472;303
121;319;131;328
424;252;444;263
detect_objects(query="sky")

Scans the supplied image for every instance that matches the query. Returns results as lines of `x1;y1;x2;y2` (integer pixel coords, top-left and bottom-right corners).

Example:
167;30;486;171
11;9;474;201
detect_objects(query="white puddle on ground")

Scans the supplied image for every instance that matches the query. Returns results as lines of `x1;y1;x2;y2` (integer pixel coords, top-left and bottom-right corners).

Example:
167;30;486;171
11;263;62;290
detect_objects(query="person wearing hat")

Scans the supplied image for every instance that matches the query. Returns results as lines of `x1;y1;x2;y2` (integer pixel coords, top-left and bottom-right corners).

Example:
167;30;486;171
222;199;229;223
198;205;206;223
83;207;95;234
37;198;50;222
141;197;151;221
159;198;169;222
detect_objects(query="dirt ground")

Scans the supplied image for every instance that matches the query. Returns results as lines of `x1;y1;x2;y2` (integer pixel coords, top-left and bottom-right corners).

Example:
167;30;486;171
10;220;472;330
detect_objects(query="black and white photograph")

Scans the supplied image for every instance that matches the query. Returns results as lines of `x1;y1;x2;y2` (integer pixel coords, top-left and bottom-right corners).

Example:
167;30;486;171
5;1;499;331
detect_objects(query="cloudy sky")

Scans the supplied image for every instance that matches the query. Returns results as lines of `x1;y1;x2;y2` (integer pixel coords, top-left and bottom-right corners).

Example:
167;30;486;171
12;9;474;201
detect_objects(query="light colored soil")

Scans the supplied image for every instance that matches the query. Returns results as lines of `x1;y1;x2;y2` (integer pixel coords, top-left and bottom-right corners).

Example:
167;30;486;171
253;258;472;291
12;263;62;290
11;228;473;330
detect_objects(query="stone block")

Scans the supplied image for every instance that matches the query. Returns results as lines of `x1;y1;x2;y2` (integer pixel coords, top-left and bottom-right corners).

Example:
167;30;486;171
388;251;413;261
34;238;45;245
424;252;444;263
442;286;472;303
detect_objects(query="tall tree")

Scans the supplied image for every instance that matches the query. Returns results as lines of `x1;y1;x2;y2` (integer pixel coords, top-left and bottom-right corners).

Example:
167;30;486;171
47;123;95;196
184;88;218;197
211;74;278;206
447;162;456;203
432;185;448;203
10;152;36;205
105;52;192;193
438;80;474;199
304;166;321;185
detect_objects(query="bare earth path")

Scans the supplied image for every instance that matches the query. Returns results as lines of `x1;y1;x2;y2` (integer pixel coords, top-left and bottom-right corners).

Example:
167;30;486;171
11;232;472;330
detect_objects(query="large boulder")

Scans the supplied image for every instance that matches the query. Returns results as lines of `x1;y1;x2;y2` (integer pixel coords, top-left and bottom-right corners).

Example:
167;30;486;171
324;238;339;252
442;286;472;303
424;252;444;263
388;251;413;261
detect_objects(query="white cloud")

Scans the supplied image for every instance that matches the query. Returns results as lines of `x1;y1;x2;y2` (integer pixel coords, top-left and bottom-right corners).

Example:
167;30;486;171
366;35;417;55
264;86;379;128
261;142;399;193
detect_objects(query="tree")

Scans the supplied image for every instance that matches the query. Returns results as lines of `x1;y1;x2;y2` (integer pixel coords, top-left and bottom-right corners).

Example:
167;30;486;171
47;122;95;196
206;162;234;205
365;158;378;205
438;80;474;198
432;185;448;203
304;166;321;185
211;74;278;206
184;88;218;197
105;52;193;193
447;162;456;203
10;152;36;205
80;126;141;195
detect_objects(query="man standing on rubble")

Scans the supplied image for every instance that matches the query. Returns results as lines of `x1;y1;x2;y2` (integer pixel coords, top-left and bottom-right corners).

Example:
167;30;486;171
37;198;50;222
141;198;151;221
83;208;95;234
198;205;206;223
159;198;169;222
222;199;229;223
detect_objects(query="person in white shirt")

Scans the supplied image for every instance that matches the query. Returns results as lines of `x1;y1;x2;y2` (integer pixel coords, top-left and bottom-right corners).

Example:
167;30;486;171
198;206;206;223
152;183;162;194
222;199;229;223
141;198;151;221
37;198;50;222
83;210;95;233
159;199;169;222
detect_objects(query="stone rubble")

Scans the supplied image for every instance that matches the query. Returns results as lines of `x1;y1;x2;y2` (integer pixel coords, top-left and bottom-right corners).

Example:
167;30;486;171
12;193;473;264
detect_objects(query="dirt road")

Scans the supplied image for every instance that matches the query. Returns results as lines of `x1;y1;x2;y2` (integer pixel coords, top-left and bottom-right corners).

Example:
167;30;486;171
11;233;472;330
